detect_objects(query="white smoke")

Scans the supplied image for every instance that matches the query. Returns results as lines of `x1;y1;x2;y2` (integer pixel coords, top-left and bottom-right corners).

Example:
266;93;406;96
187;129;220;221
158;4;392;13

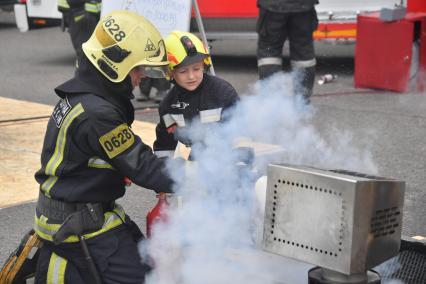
141;72;378;284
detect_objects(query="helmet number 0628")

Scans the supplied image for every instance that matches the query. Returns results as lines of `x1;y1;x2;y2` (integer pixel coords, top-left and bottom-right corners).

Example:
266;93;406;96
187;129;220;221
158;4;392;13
103;16;126;42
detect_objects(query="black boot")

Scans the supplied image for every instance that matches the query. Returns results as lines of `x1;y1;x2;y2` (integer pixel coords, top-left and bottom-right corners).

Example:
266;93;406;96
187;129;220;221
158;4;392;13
292;66;315;104
137;78;152;101
258;64;282;80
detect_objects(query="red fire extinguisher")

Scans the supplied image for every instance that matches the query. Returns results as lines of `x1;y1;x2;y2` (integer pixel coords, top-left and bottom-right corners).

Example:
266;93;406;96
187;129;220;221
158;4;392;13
146;192;170;238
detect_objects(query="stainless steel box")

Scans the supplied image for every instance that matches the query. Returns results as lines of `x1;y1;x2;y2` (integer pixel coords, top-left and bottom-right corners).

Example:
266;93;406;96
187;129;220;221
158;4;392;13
263;164;405;275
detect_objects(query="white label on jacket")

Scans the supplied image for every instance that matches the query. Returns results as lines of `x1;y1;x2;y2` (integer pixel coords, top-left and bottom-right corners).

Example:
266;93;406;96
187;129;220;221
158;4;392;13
200;108;222;123
170;114;186;127
162;114;175;128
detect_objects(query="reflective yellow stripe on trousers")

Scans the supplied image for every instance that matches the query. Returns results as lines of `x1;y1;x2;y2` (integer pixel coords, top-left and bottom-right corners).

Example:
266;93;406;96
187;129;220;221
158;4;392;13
47;252;67;284
41;103;84;197
35;204;126;243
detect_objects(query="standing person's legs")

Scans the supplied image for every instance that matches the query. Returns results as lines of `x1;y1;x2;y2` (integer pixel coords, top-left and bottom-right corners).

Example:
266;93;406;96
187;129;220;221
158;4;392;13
288;9;318;102
68;9;99;65
138;78;153;101
151;78;171;103
139;78;171;103
256;9;288;79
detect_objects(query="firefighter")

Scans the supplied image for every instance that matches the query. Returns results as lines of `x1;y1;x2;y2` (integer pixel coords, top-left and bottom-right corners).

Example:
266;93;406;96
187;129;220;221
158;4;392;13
57;0;102;64
256;0;319;103
153;31;239;159
33;10;173;283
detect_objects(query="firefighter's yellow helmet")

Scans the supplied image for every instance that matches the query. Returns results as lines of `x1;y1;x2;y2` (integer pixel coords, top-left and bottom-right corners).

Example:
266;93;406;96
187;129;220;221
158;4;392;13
165;31;211;70
82;10;169;82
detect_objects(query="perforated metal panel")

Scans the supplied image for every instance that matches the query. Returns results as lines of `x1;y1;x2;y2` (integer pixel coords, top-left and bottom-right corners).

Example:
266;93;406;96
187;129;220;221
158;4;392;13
379;250;426;283
263;164;405;275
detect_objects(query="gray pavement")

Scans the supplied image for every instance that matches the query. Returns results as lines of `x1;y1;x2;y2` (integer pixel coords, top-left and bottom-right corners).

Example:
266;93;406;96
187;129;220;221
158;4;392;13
1;10;425;274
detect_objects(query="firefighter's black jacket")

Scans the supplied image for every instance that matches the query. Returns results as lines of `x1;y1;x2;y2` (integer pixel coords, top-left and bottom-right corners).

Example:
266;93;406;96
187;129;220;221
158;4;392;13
35;57;173;203
153;74;239;157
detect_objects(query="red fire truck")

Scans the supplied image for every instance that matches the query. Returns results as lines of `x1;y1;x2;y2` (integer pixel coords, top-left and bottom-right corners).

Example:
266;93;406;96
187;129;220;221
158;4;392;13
13;0;425;41
192;0;426;41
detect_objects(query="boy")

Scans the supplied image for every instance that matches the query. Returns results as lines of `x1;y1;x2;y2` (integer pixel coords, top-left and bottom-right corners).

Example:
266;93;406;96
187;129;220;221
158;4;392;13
154;31;239;159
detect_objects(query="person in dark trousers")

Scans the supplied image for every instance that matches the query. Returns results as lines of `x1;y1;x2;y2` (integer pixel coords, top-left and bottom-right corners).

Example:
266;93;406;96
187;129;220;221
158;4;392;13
58;0;101;64
153;31;239;159
256;0;319;103
138;77;171;103
33;11;173;284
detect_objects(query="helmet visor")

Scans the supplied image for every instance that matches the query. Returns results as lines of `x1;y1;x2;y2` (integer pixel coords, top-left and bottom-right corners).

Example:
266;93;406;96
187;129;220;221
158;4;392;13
139;64;170;79
174;53;209;70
